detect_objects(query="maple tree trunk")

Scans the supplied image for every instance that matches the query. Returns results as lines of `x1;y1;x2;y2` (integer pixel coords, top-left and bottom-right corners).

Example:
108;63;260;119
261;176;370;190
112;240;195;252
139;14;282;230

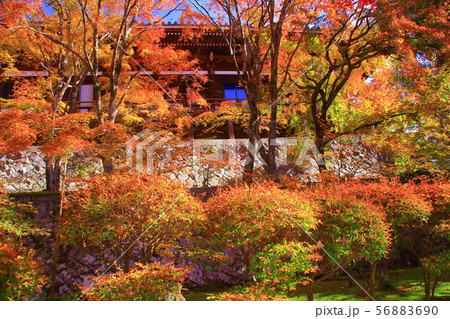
107;92;118;122
239;246;254;283
422;266;432;300
244;98;261;179
91;3;103;124
107;63;120;123
305;282;315;301
369;262;377;298
68;84;80;114
45;157;61;192
430;275;442;301
100;156;114;174
123;250;131;273
51;81;70;112
107;41;126;123
267;98;279;181
141;243;156;264
315;137;327;173
267;15;282;182
51;49;71;112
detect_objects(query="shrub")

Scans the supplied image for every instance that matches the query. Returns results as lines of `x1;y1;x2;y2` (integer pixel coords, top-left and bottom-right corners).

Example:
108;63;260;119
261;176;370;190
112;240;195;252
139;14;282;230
338;181;432;226
315;193;391;263
414;182;449;300
252;241;321;292
58;173;205;272
304;190;392;300
205;183;319;278
208;284;287;301
415;182;450;224
81;262;189;301
337;180;447;300
338;181;436;258
0;192;46;300
421;250;450;300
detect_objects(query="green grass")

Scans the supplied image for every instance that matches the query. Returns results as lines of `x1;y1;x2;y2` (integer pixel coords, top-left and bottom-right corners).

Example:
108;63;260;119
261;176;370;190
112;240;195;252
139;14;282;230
184;267;450;301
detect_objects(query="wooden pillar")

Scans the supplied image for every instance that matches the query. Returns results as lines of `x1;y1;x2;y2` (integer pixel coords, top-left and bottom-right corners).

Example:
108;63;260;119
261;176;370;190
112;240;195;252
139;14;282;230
228;119;235;139
207;51;216;102
189;124;195;140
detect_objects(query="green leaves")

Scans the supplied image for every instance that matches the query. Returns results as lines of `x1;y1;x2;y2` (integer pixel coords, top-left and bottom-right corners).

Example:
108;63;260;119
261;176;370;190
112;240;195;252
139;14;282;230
205;183;320;262
252;241;320;292
0;191;47;300
316;194;391;263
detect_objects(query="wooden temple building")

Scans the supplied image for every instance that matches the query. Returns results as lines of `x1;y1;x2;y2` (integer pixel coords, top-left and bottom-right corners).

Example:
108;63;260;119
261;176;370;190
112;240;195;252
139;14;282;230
0;23;251;139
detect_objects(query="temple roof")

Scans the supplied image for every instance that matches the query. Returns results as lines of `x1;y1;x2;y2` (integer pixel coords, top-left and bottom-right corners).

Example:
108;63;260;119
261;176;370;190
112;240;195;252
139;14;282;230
158;24;231;56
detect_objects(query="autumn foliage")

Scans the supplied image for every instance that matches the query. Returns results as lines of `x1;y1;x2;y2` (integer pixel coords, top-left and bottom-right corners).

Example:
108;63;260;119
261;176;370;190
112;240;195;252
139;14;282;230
413;182;450;300
81;262;189;301
209;284;288;301
0;191;46;300
252;241;321;293
203;179;448;300
0;0;448;302
284;186;392;300
205;183;319;278
58;173;205;272
338;181;432;226
303;180;448;300
315;192;391;263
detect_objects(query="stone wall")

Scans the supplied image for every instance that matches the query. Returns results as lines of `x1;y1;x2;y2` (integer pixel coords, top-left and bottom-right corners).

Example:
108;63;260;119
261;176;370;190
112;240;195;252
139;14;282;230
6;137;382;298
13;192;245;298
12;193;100;298
327;139;381;178
0;147;46;192
1;137;381;193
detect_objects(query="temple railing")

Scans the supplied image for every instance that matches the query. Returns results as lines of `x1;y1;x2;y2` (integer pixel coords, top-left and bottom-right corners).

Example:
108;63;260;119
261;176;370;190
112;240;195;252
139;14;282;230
75;98;247;113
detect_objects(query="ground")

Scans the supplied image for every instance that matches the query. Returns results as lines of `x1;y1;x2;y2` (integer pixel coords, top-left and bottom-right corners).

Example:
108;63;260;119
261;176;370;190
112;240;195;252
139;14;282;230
183;268;450;301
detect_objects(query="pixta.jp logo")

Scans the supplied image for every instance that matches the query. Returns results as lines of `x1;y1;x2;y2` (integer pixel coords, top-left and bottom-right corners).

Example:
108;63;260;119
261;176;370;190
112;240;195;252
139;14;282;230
126;129;325;172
